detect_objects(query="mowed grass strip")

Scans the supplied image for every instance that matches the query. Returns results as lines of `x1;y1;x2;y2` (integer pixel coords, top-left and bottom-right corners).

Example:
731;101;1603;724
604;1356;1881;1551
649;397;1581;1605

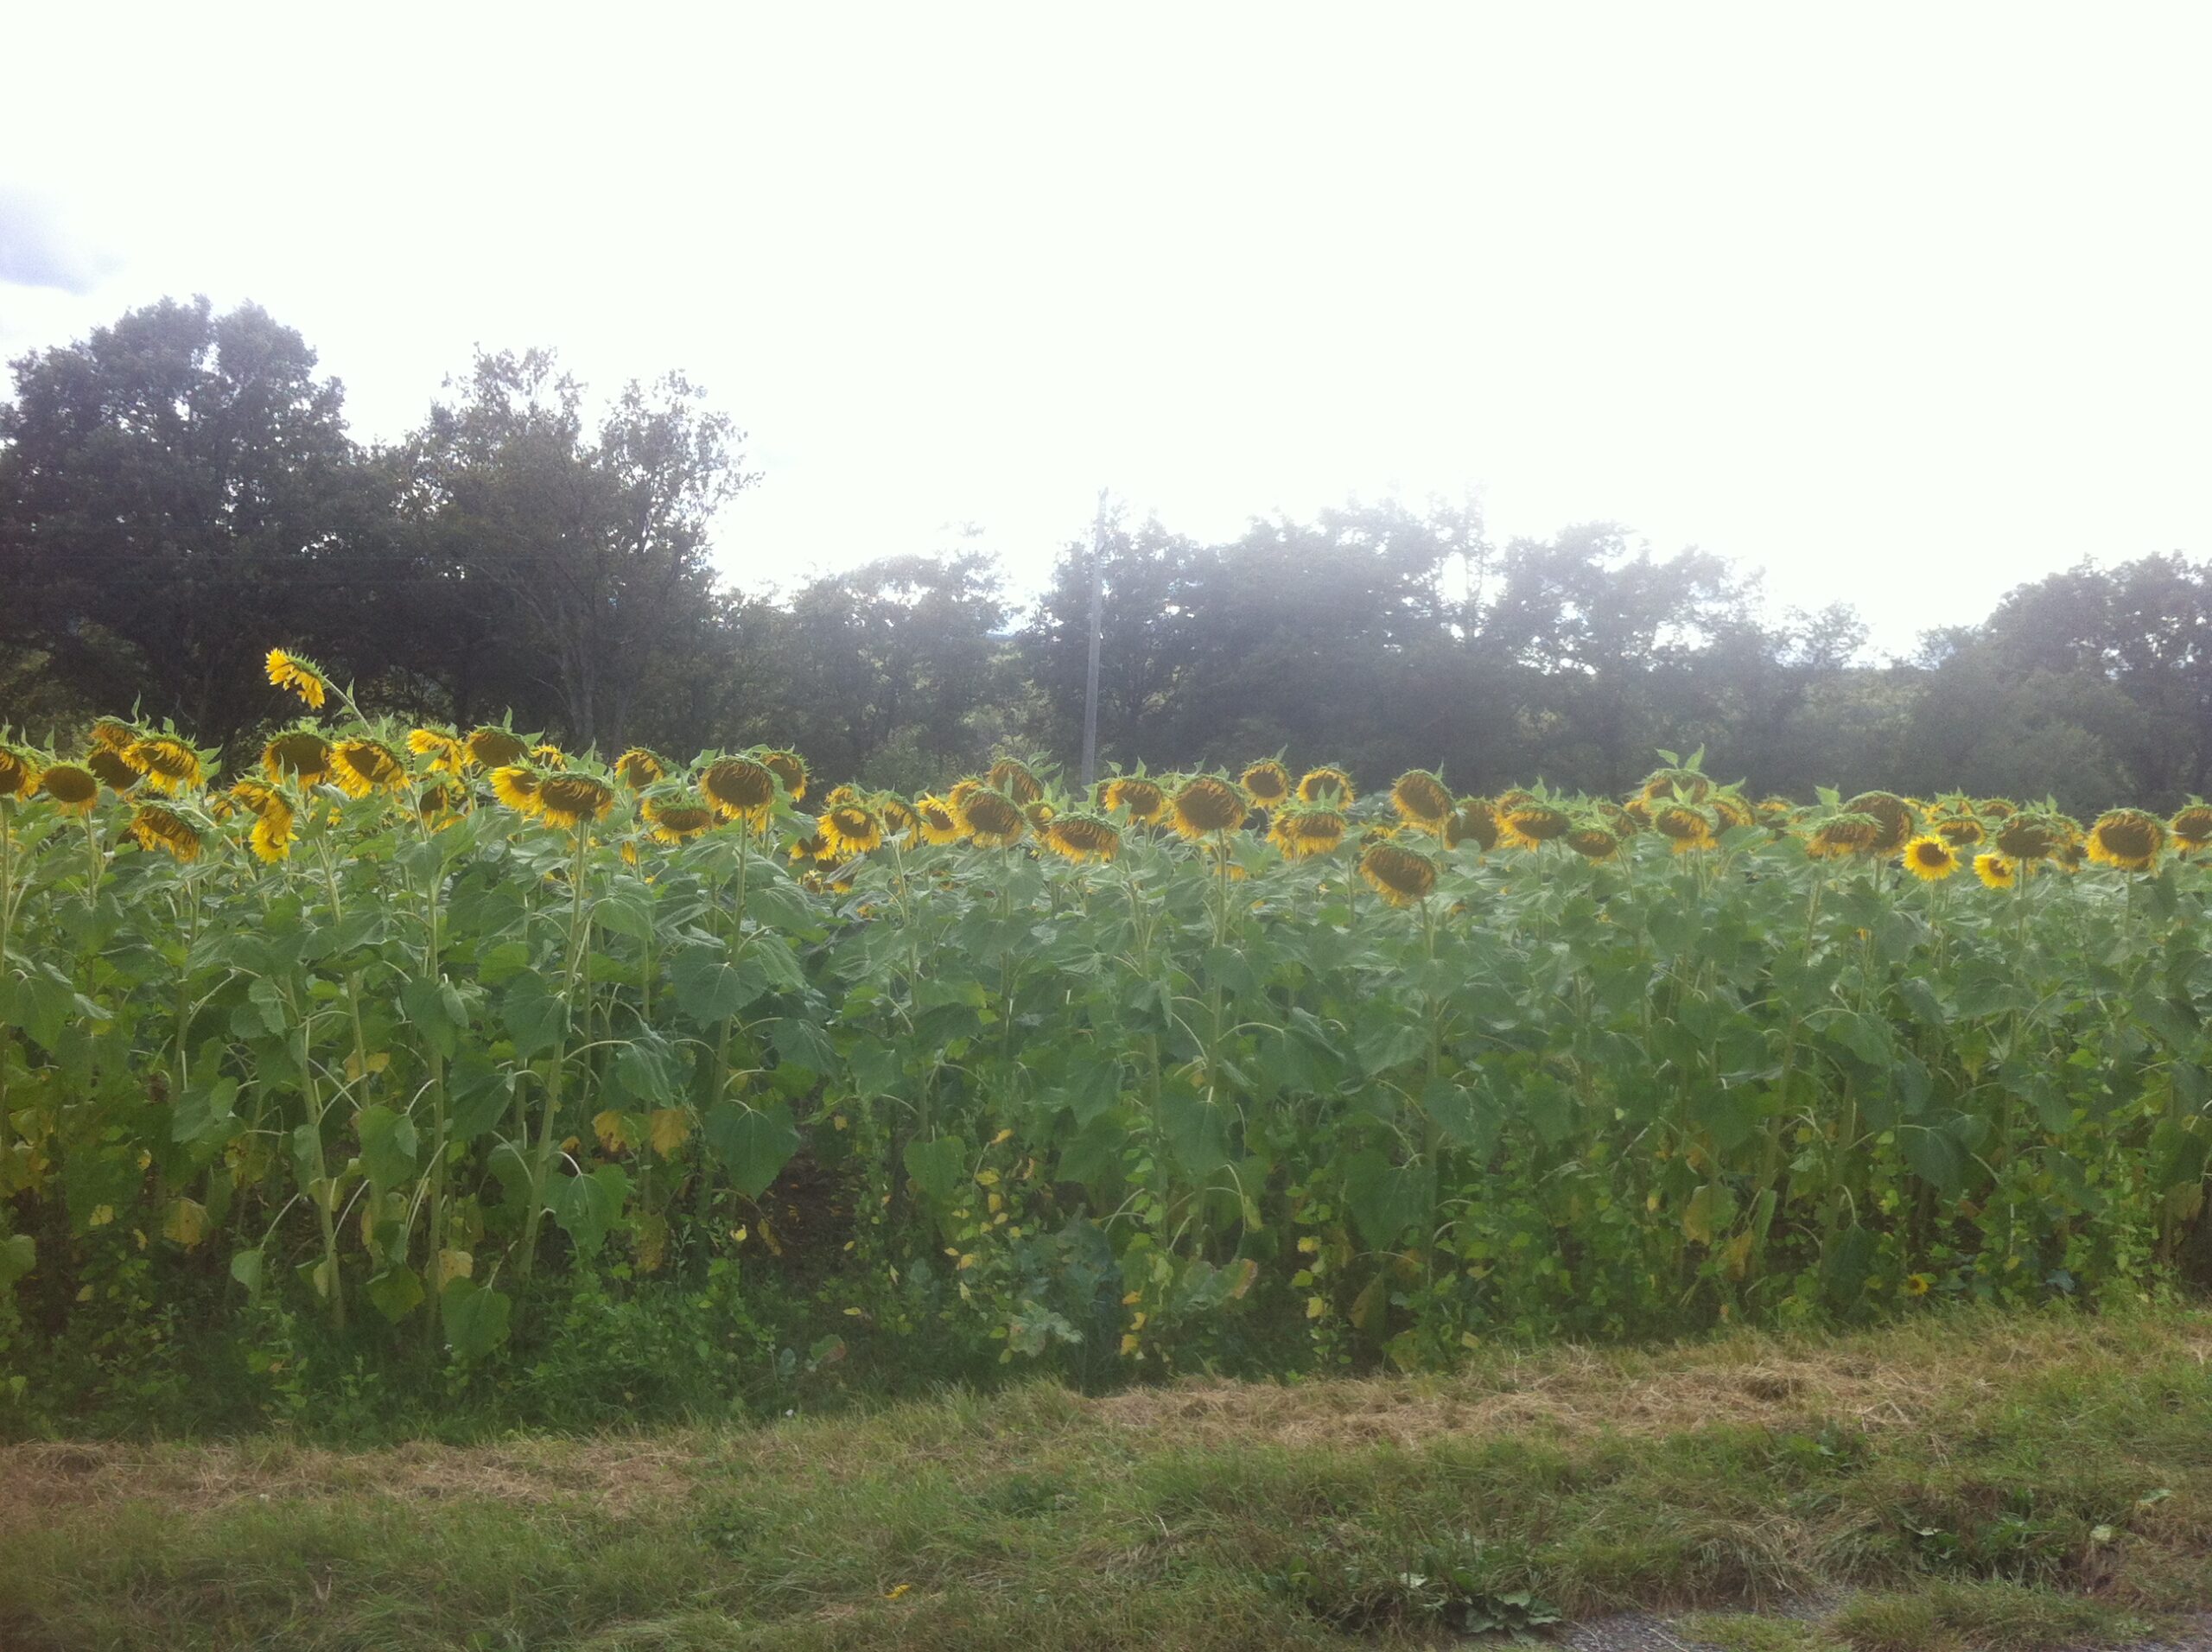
4;1306;2209;1651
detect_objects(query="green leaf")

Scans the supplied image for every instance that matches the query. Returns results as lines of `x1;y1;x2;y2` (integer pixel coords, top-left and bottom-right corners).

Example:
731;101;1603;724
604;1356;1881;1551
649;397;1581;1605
1343;1151;1432;1249
401;975;461;1059
356;1105;419;1191
903;1134;969;1205
705;1102;799;1199
1160;1089;1230;1179
501;977;567;1059
671;944;753;1026
365;1266;425;1321
1899;1122;1966;1194
0;1233;35;1289
614;1037;681;1109
228;1247;263;1299
442;1278;512;1361
1422;1077;1501;1159
547;1164;631;1257
770;1017;837;1079
171;1077;240;1144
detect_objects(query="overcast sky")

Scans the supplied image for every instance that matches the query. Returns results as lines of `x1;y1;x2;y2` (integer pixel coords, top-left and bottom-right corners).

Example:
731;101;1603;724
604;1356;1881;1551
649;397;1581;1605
3;3;2208;652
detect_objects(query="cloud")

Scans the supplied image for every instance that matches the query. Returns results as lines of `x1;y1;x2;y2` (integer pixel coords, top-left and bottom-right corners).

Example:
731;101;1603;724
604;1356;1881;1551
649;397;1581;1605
0;187;118;294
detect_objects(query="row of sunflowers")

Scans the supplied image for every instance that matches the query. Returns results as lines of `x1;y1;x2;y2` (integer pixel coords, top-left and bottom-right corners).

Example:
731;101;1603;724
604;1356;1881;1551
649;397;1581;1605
2;649;2209;1398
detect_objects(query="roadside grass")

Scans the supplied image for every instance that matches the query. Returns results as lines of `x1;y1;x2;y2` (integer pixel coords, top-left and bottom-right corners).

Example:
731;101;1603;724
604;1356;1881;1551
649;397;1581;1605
3;1305;2209;1650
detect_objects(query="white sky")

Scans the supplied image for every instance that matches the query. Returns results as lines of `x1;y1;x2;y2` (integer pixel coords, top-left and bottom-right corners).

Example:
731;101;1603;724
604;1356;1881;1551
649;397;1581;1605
3;3;2208;653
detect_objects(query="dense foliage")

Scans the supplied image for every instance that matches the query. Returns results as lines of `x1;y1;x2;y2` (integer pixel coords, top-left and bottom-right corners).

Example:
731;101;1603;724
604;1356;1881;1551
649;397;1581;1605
4;655;2211;1425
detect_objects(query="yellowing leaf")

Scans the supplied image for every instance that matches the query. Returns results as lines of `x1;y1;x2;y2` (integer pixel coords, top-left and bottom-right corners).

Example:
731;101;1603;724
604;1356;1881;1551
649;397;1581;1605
647;1108;692;1157
592;1109;633;1154
436;1248;474;1287
162;1198;208;1249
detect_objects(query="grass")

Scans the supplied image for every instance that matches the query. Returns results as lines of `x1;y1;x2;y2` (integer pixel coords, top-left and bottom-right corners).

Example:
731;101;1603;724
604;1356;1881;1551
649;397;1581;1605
4;1305;2210;1650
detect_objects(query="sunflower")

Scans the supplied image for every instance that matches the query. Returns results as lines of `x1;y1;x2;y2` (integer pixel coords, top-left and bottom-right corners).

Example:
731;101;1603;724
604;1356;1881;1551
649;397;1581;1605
913;794;964;846
822;804;885;858
1044;812;1122;865
2055;841;2088;873
1269;805;1348;860
130;804;201;861
245;791;296;863
528;744;566;771
1170;775;1246;840
761;749;810;802
1296;766;1356;805
536;774;615;830
122;736;202;793
264;648;329;710
1841;792;1915;855
1639;767;1711;804
2086;808;2166;872
1503;802;1573;848
1900;835;1960;881
86;748;139;793
786;816;832;862
1358;839;1438;907
467;728;531;770
1755;797;1795;827
1974;851;2019;890
1240;760;1291;805
1710;791;1755;832
957;785;1027;848
1389;769;1452;829
89;718;136;753
1651;804;1716;854
1993;813;2063;863
332;738;408;798
1934;816;1986;848
948;778;983;811
1807;812;1882;860
2171;804;2212;852
262;731;334;786
646;802;716;845
1444;797;1500;852
875;794;918;839
700;757;777;829
38;763;99;816
1103;776;1167;823
988;758;1045;804
407;728;468;776
1975;797;2018;821
490;766;544;816
416;778;467;828
1567;823;1621;861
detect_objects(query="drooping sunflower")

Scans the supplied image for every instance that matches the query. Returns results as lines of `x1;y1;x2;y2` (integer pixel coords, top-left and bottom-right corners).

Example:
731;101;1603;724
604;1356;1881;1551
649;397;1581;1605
467;728;531;770
1840;792;1915;855
987;758;1045;805
913;794;964;845
1567;823;1621;861
1358;839;1438;907
89;718;136;753
785;816;831;862
1296;766;1356;805
1024;800;1058;834
2171;804;2212;852
407;728;469;776
1240;760;1292;806
1934;816;1986;848
1503;801;1573;849
1044;812;1122;864
1755;797;1795;828
530;744;568;771
332;738;408;798
263;731;334;786
700;757;777;829
38;763;99;816
606;747;662;789
129;804;201;861
1639;767;1712;804
1171;775;1247;840
1443;797;1500;852
536;773;615;830
1900;835;1960;881
1103;776;1167;824
1270;805;1348;860
415;778;467;829
1993;813;2063;863
2085;808;2166;872
1651;803;1716;854
2054;841;2088;873
1806;811;1882;860
957;785;1027;848
760;749;810;803
237;785;296;863
264;648;329;710
86;748;139;792
875;794;918;839
1974;851;2019;890
1975;797;2018;821
822;804;886;858
490;766;544;816
645;800;717;845
122;736;202;794
1389;769;1453;829
1710;791;1755;832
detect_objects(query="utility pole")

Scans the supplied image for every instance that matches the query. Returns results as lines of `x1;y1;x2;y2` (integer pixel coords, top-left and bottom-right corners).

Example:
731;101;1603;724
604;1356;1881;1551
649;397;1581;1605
1079;489;1109;797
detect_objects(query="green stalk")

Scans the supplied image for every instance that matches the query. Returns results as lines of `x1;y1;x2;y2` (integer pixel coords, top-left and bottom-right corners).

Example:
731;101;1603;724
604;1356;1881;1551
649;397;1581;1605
518;823;593;1284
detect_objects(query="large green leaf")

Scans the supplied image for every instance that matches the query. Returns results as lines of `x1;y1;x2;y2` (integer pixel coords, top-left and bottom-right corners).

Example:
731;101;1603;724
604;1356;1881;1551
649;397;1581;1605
705;1102;800;1199
442;1278;512;1361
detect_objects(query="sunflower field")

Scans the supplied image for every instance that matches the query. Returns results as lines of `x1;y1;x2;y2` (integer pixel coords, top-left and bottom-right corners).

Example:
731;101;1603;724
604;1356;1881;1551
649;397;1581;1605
4;649;2212;1402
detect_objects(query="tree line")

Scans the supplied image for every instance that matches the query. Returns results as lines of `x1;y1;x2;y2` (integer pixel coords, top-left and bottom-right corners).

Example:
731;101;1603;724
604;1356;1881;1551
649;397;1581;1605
3;295;2207;815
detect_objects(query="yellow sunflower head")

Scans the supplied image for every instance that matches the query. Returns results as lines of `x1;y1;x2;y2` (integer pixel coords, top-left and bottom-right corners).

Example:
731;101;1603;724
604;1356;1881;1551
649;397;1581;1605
528;744;567;771
2086;808;2165;872
1443;797;1500;852
1900;835;1960;881
407;728;468;776
1840;792;1915;855
1806;812;1882;860
1640;767;1711;804
1023;799;1058;832
822;804;885;859
129;804;201;862
1389;769;1453;829
786;816;832;862
248;804;296;863
2171;804;2212;852
89;718;136;753
1103;776;1167;824
761;749;810;803
264;730;334;786
700;757;778;828
264;648;329;710
1170;775;1247;840
1566;823;1621;861
1296;766;1356;805
467;728;531;770
913;794;965;846
1268;805;1347;860
875;794;918;839
38;762;99;816
490;766;543;816
987;758;1045;804
957;785;1027;848
1975;797;2018;821
1650;803;1716;854
1044;812;1122;865
332;738;408;798
1974;851;2019;890
1710;791;1755;832
86;747;140;793
614;748;668;789
1239;760;1292;805
1935;816;1986;848
122;736;203;794
415;778;467;828
536;773;615;830
646;800;717;845
1358;839;1439;907
1993;812;2063;862
1503;801;1573;848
